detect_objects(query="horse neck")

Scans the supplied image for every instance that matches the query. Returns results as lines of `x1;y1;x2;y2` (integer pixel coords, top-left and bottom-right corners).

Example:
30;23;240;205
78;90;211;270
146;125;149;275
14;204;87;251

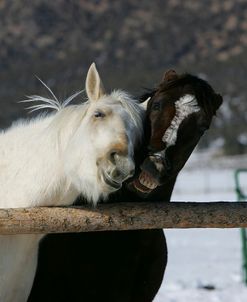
0;110;84;208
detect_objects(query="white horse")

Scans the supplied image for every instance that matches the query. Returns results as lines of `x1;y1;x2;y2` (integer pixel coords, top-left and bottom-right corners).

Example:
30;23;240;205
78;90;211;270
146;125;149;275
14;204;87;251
0;63;144;302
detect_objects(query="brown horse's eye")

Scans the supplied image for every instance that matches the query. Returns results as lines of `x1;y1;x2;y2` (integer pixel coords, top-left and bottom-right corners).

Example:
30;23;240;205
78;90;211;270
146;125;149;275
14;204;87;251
152;102;160;111
94;111;105;118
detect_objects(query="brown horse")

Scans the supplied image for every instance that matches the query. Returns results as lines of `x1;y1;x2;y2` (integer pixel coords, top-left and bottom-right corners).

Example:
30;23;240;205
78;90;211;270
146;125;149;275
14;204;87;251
132;69;223;196
28;70;222;302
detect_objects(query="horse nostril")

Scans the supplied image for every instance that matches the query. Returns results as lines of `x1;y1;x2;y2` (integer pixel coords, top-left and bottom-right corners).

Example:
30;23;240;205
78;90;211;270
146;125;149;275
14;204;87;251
109;150;118;163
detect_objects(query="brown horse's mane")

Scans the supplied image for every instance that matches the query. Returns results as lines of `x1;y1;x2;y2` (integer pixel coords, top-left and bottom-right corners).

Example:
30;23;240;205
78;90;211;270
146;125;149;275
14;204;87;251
139;74;222;118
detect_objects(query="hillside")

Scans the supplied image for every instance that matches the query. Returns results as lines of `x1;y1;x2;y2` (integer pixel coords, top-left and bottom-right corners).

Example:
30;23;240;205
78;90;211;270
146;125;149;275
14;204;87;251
0;0;247;154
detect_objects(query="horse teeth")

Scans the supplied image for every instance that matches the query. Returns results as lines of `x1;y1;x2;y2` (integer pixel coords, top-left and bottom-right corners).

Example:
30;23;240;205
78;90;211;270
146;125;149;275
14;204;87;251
139;173;158;190
139;175;146;186
149;182;158;190
139;175;149;187
146;181;157;190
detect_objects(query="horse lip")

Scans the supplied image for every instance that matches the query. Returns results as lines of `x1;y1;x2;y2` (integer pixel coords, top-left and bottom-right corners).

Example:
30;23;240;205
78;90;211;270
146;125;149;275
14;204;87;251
138;153;173;188
132;178;152;193
102;171;122;190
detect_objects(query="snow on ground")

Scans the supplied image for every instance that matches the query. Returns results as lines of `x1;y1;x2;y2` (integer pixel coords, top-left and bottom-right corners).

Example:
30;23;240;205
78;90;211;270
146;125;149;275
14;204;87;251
154;151;247;302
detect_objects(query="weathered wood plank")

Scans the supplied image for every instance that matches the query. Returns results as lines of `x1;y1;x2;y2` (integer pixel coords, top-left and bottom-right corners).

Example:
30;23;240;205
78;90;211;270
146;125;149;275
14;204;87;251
0;202;246;234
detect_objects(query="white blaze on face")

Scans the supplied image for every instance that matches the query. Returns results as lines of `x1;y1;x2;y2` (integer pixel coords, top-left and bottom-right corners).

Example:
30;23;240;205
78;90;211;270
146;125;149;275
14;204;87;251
162;94;200;147
138;95;200;192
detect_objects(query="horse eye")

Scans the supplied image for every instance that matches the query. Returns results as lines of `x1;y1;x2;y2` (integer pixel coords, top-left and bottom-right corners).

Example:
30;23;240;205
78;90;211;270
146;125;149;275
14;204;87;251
152;102;160;111
94;111;105;118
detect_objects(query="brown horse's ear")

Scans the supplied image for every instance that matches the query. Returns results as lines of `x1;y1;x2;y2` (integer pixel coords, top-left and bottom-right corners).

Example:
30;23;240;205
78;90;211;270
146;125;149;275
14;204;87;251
214;93;223;111
162;69;178;82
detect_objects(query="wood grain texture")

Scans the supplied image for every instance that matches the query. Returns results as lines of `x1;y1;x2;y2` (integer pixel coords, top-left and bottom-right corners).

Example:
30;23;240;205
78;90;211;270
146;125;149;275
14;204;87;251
0;202;246;234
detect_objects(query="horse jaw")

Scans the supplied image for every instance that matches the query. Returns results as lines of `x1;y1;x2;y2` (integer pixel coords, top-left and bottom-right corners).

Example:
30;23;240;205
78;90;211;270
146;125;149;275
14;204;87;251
86;62;106;101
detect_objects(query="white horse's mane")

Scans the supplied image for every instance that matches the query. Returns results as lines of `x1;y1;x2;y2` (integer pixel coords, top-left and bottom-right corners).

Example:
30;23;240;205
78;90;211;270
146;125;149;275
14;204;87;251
21;82;143;139
21;78;84;113
110;90;144;130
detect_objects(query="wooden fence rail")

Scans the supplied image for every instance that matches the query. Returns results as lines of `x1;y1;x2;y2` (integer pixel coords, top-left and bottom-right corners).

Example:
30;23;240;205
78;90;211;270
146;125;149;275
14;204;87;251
0;202;247;235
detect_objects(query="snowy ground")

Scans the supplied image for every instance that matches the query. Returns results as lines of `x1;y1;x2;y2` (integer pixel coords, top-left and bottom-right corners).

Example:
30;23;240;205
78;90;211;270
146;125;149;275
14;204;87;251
154;152;247;302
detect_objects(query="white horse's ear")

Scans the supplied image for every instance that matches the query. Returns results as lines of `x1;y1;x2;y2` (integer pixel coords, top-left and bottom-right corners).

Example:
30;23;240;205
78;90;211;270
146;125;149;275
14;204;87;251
86;63;106;101
140;97;151;110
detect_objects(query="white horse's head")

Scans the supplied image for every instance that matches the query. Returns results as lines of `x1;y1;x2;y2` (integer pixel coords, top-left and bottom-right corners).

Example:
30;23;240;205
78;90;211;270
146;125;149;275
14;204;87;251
63;63;144;204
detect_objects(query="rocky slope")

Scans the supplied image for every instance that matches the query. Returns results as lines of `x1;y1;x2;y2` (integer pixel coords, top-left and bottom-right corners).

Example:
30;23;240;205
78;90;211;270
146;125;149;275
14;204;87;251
0;0;247;153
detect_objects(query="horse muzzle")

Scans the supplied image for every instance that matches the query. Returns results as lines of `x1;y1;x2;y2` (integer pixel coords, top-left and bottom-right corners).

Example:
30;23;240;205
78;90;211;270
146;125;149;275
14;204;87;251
132;153;172;193
99;155;135;191
102;170;123;190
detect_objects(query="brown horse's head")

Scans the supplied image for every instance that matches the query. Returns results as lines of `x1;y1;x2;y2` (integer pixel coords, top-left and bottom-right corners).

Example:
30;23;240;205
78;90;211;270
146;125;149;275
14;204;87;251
133;70;223;193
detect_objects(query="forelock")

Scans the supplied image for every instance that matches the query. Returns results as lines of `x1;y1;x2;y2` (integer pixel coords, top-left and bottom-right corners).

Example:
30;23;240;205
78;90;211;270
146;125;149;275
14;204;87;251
110;90;144;138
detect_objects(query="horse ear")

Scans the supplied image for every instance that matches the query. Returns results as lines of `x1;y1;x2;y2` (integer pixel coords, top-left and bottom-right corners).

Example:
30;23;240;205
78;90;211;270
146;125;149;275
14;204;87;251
214;93;223;111
140;97;151;110
86;63;106;101
162;69;178;82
